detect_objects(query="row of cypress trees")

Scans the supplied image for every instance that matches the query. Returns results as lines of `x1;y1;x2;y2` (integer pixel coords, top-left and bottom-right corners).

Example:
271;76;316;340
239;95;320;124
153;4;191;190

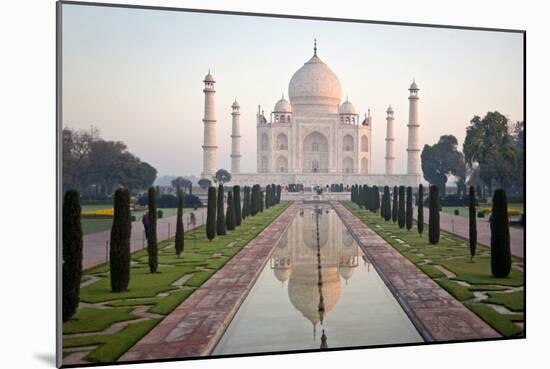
350;184;380;213
206;184;273;241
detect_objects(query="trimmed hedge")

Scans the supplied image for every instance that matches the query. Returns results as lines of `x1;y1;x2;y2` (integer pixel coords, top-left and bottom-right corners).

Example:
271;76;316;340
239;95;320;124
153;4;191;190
110;188;132;292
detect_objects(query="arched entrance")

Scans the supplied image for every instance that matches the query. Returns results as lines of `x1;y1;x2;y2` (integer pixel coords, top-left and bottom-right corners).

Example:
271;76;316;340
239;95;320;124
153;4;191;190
302;131;329;173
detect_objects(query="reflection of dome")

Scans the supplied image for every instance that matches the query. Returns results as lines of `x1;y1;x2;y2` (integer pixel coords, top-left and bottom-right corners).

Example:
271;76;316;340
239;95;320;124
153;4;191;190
288;52;342;113
302;210;329;249
274;267;292;282
342;229;354;247
339;98;356;115
274;96;292;113
288;267;341;325
339;266;357;281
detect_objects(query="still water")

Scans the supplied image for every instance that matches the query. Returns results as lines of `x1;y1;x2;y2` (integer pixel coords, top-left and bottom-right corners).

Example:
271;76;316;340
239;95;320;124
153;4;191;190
213;204;423;355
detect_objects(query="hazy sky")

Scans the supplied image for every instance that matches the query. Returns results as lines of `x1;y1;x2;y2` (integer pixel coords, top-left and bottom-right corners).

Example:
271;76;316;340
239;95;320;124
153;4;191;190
62;4;524;177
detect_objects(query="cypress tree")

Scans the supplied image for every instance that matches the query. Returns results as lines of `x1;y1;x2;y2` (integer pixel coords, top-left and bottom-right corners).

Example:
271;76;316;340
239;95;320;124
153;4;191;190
233;185;242;226
216;184;226;235
392;186;398;223
147;186;158;273
244;186;250;218
491;189;511;277
380;189;386;219
62;190;83;322
383;186;391;221
265;185;271;209
468;186;477;261
260;191;264;213
398;186;405;228
428;185;440;244
226;191;236;231
250;184;259;216
417;184;424;236
175;190;184;256
406;186;413;231
241;186;247;221
110;187;132;292
206;186;217;241
373;185;380;213
363;185;369;209
276;185;282;204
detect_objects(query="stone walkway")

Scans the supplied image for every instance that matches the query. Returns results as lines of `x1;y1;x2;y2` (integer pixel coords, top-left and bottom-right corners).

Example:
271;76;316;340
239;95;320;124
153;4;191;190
82;208;207;270
414;207;524;259
332;202;500;342
119;203;301;362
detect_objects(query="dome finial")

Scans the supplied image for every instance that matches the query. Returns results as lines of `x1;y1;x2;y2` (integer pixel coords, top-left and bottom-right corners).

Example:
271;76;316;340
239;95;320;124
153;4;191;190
314;38;317;56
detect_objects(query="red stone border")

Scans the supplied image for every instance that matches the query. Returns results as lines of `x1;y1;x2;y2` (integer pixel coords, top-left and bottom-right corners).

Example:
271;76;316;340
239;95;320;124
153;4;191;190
119;203;300;362
332;202;500;342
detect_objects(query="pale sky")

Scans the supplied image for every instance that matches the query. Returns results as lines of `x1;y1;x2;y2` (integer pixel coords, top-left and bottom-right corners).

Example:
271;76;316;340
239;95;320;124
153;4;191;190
62;3;524;177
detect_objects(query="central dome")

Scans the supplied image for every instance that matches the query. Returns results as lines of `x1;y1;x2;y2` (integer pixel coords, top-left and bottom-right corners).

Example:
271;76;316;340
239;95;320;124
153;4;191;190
288;54;342;114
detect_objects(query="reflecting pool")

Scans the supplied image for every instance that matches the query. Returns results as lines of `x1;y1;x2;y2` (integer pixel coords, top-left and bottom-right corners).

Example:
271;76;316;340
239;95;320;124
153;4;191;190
213;204;423;355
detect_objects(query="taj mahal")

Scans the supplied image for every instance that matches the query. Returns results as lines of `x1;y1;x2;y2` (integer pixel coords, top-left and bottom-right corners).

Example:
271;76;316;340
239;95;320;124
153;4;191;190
200;41;422;187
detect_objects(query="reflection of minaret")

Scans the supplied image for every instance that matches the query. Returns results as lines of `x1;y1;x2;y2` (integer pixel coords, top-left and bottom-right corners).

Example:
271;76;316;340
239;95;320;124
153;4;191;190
201;70;217;179
385;105;395;174
407;80;421;175
320;329;328;349
230;99;241;174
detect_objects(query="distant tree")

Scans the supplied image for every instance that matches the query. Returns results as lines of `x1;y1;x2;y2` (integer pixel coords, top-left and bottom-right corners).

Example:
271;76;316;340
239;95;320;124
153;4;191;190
392;186;398;223
417;184;424;236
215;169;232;185
216;184;226;235
428;185;440;244
110;188;132;292
463;112;519;194
62;190;83;321
147;187;158;272
421;135;466;197
364;185;370;210
406;186;413;231
206;187;217;241
172;177;193;194
198;178;212;190
226;191;236;231
468;186;477;261
398;186;405;228
233;185;242;226
175;190;184;256
276;185;282;204
491;189;511;277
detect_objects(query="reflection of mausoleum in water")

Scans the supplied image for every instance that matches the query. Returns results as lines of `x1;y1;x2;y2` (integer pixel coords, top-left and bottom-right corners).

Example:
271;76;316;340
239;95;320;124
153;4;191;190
270;205;363;334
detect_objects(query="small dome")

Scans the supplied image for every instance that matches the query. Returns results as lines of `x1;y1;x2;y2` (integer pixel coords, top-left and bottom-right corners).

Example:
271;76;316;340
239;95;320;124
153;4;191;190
409;80;418;90
274;268;292;282
386;105;394;114
204;71;215;82
232;99;240;108
339;265;357;281
274;95;292;113
339;98;356;115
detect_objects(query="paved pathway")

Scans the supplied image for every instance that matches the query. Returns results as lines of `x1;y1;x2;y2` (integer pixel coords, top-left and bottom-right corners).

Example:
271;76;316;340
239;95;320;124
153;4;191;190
414;207;524;259
120;203;300;362
82;208;208;270
332;202;500;342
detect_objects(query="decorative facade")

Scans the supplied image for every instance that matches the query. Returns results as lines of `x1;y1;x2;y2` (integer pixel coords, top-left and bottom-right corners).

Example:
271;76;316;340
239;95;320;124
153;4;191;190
200;42;422;188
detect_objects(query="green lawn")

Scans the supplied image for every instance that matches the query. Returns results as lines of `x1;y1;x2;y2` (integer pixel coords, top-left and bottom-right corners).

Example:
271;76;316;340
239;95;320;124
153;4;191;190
63;203;289;363
81;208;188;236
442;202;524;219
343;202;524;338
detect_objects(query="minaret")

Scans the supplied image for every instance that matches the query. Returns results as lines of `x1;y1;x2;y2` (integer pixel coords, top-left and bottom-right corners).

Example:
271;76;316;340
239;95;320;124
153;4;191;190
230;99;241;174
201;70;217;179
406;80;421;175
385;105;395;174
